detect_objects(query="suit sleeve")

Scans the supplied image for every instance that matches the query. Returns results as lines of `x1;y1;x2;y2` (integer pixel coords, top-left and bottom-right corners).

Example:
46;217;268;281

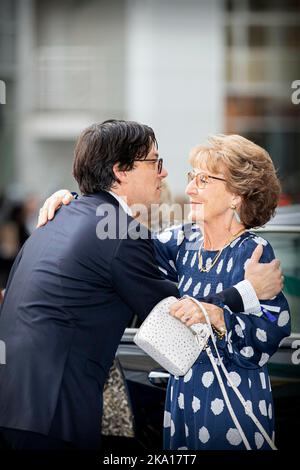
111;235;180;322
0;244;25;315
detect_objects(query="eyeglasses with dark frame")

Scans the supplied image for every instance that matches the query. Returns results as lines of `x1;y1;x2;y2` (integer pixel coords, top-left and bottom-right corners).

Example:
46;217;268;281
187;171;226;189
135;158;163;174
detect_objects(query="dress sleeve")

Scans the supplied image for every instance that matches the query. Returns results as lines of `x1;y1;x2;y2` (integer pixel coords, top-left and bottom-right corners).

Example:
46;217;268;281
152;226;184;282
220;235;291;369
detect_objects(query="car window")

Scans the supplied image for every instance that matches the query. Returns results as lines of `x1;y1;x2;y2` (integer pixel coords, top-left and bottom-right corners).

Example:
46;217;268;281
261;230;300;334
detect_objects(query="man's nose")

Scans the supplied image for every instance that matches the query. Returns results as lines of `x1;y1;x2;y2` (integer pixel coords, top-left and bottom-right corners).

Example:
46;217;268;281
159;166;168;179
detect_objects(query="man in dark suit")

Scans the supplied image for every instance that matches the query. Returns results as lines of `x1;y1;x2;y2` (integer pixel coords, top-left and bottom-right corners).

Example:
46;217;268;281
0;120;282;450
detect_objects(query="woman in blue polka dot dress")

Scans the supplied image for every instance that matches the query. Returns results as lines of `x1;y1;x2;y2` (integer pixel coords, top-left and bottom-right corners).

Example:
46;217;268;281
154;135;291;450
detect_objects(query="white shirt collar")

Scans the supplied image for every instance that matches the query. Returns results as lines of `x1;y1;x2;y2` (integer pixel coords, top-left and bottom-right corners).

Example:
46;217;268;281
108;191;133;216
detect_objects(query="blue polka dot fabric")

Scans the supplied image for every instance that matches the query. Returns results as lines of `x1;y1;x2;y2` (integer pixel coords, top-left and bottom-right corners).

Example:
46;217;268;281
153;225;291;450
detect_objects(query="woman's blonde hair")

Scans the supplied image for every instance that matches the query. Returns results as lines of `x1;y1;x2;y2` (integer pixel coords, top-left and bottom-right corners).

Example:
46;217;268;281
189;134;281;228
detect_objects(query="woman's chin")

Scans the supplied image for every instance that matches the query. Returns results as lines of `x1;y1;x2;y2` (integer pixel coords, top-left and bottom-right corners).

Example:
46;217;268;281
188;209;204;223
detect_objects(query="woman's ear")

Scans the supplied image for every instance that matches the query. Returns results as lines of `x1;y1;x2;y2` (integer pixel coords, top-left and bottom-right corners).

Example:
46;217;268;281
231;194;242;209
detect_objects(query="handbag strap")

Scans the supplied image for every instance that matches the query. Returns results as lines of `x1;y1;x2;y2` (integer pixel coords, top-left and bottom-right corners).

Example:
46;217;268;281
186;296;277;450
206;345;251;449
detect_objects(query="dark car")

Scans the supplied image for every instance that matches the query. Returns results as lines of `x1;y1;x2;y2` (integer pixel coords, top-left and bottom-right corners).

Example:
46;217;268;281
102;206;300;451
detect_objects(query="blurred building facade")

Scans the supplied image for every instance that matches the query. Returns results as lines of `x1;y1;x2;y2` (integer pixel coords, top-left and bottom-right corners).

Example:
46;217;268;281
0;0;299;201
225;0;300;204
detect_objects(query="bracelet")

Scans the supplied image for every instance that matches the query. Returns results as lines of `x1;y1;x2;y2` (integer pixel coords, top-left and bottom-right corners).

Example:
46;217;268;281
212;324;227;340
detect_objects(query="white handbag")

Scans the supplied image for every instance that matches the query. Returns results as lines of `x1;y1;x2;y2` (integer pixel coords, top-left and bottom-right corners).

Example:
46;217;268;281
133;296;210;376
134;295;276;450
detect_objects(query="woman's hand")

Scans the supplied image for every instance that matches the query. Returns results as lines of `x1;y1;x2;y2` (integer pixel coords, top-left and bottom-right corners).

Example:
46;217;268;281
169;298;225;329
36;190;74;228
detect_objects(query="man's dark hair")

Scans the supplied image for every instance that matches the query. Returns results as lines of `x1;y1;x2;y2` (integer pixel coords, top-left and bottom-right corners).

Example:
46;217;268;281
73;119;157;193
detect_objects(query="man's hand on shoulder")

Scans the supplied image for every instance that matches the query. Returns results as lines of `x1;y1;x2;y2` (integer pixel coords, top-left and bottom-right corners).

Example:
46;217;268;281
37;190;74;228
245;244;284;300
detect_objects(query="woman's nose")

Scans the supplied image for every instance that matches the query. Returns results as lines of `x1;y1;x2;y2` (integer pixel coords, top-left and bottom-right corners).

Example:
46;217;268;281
185;180;198;196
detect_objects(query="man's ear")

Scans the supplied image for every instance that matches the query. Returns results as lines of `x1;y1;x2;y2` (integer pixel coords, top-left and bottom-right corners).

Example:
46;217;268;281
112;163;127;185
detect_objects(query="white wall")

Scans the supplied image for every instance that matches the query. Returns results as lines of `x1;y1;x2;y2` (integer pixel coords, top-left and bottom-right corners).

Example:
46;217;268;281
125;0;225;198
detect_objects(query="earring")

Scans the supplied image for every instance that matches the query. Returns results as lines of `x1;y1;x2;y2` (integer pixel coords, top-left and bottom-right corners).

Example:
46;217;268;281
234;210;241;223
230;204;241;223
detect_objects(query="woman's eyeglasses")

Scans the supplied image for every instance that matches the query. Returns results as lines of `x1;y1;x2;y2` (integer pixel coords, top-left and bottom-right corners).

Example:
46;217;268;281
187;171;226;189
